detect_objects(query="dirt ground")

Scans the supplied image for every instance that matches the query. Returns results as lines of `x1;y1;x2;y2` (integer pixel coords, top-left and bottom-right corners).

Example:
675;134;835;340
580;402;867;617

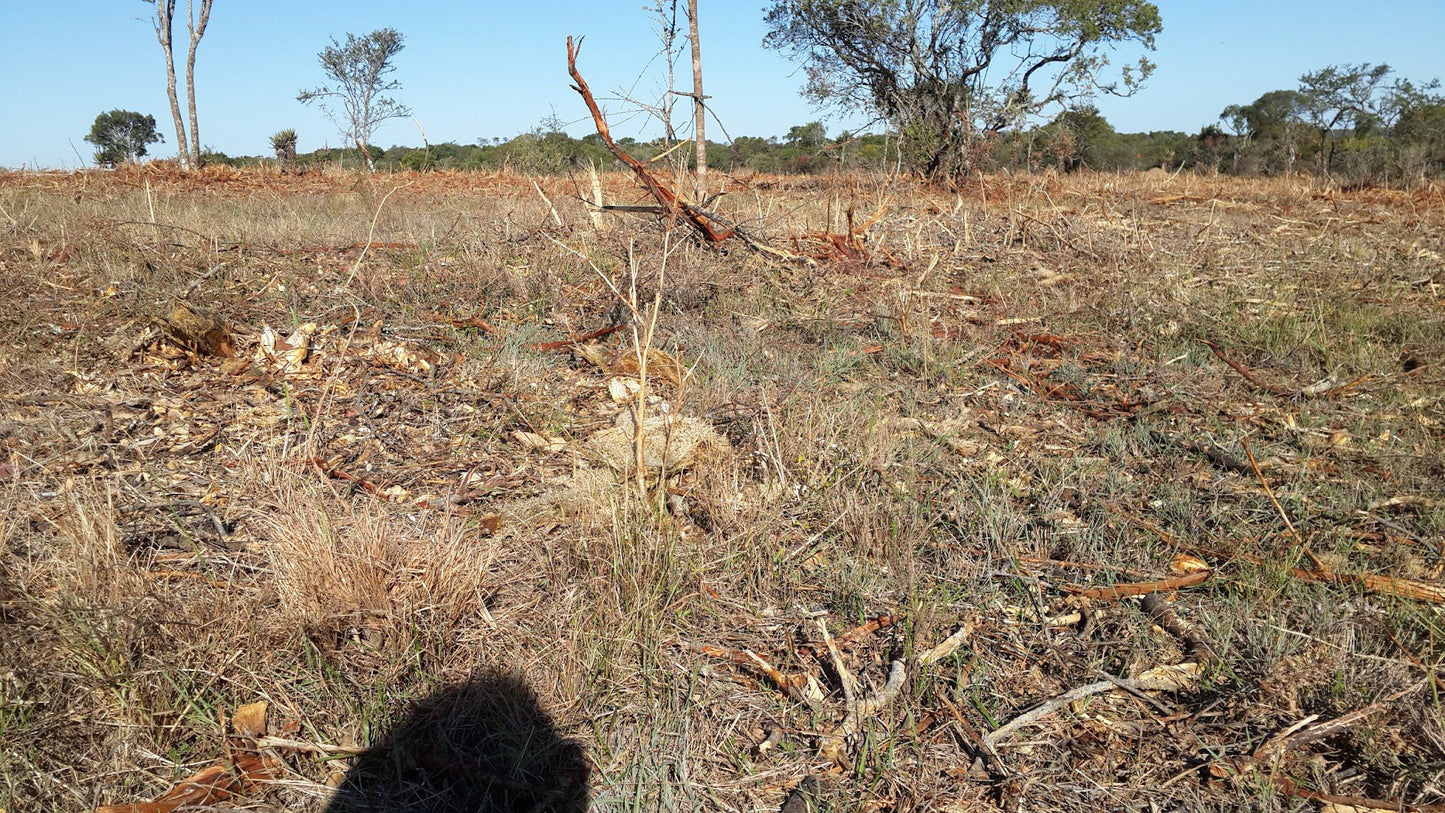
1;165;1443;812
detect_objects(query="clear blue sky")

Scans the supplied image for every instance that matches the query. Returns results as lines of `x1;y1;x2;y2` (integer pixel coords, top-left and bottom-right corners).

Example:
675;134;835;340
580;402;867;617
2;1;1442;169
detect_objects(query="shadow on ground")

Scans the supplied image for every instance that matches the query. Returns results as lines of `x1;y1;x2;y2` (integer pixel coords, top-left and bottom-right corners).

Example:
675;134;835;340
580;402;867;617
324;668;589;812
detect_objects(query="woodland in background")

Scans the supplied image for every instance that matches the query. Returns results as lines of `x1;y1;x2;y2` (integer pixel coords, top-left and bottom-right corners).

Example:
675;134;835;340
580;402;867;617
196;85;1444;186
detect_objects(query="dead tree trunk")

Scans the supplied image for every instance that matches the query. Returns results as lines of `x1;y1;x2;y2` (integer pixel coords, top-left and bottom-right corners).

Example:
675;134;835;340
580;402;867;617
183;0;212;167
687;0;706;197
656;0;680;145
151;1;191;168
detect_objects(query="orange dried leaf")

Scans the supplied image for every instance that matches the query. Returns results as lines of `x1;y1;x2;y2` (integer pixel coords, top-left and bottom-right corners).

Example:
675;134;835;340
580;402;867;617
93;753;281;813
1170;553;1211;575
479;512;502;535
230;701;269;738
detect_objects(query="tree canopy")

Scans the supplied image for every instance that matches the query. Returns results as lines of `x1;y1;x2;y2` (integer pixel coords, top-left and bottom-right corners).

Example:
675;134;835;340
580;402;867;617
1216;63;1444;182
84;109;164;167
298;28;410;172
763;0;1161;179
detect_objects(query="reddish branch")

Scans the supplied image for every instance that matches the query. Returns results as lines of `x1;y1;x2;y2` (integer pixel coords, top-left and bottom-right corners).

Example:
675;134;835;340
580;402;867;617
566;37;733;243
1063;570;1211;601
302;457;383;496
1201;339;1371;399
532;323;626;351
273;241;415;256
1140;593;1215;664
1199;339;1294;395
443;315;501;335
435;312;622;349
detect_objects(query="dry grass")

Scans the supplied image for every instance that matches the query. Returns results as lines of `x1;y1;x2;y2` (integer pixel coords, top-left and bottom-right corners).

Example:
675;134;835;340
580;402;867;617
1;165;1443;812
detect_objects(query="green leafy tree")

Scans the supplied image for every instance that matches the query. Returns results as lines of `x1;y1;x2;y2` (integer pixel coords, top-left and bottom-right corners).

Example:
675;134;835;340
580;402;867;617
1297;63;1392;174
298;28;410;172
1394;96;1445;148
85;109;164;166
1222;90;1307;141
1194;125;1228;171
763;0;1161;180
1220;90;1308;173
1380;78;1444;184
785;121;827;149
1047;105;1118;170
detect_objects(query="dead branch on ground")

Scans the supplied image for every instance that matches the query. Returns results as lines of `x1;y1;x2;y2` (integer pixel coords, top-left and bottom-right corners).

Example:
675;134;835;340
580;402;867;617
1063;570;1211;601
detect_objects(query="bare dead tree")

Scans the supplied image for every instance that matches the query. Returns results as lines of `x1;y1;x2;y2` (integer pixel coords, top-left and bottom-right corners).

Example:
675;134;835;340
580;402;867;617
145;0;190;167
686;0;706;195
615;0;683;170
183;0;213;168
568;37;731;243
298;29;411;173
649;0;681;145
143;0;211;169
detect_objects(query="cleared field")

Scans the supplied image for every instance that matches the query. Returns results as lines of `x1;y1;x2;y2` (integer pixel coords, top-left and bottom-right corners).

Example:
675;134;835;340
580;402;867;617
1;165;1442;812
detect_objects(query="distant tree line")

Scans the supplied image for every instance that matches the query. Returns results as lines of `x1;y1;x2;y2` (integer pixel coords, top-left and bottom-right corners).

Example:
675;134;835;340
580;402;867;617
98;59;1440;188
96;2;1444;187
1211;63;1444;185
192;118;1202;177
105;73;1445;187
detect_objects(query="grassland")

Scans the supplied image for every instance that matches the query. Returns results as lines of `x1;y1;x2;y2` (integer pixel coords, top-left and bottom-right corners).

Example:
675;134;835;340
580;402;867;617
1;165;1442;812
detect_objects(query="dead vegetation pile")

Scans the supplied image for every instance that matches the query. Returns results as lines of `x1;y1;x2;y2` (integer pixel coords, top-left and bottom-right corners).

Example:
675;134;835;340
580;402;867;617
0;166;1442;812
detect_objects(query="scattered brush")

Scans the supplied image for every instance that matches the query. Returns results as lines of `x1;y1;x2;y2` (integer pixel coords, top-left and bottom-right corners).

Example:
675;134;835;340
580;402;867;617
1;166;1442;813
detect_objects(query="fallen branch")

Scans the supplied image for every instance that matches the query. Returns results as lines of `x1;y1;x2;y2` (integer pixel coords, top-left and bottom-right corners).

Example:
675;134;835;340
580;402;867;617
566;37;806;264
531;323;625;351
795;613;904;661
1141;593;1215;664
1241;437;1308;553
983;666;1202;751
302;457;383;497
938;691;1010;779
252;736;367;756
1195;546;1445;604
1271;777;1445;813
1302;569;1445;604
816;621;974;765
817;615;859;715
1216;682;1436;811
146;569;235;590
1200;339;1367;399
681;641;823;707
817;659;906;764
915;623;975;667
566;37;731;243
267;241;415;256
438;313;501;335
1063;570;1211;601
1157;432;1253;475
1199;339;1295;396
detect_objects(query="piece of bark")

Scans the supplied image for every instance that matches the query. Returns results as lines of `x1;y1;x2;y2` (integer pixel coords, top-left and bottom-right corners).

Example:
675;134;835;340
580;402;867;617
162;302;234;357
1141;593;1216;664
